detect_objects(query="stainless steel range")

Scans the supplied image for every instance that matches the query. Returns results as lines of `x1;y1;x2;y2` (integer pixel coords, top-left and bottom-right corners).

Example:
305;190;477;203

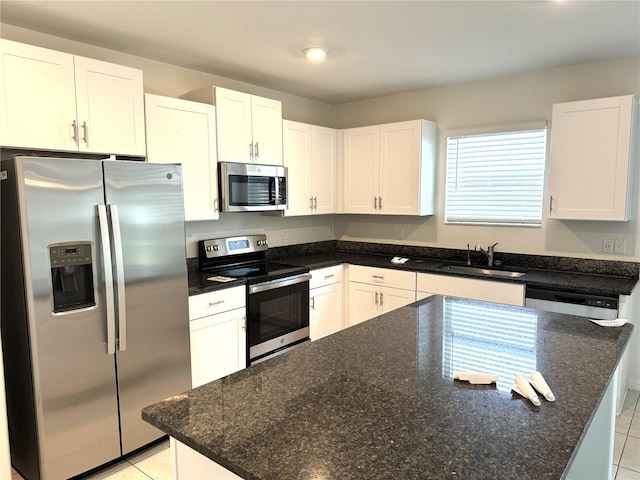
198;235;311;364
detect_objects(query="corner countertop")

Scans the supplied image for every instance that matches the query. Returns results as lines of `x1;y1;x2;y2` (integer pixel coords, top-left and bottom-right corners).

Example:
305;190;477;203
143;296;633;480
187;245;639;297
274;251;639;296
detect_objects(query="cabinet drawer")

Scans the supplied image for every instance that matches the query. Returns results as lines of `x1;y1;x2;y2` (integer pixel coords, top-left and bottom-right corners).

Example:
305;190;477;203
188;286;246;320
310;264;344;289
349;265;416;291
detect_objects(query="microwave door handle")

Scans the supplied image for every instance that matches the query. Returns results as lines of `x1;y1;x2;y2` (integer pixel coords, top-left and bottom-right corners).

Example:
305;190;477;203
98;205;116;355
109;205;127;352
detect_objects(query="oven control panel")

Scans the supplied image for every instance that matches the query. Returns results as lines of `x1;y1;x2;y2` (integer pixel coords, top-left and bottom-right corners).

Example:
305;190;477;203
200;234;269;259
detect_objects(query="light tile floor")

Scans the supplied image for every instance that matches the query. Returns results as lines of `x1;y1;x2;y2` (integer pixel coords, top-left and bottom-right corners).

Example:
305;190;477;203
11;390;640;480
11;440;172;480
614;389;640;480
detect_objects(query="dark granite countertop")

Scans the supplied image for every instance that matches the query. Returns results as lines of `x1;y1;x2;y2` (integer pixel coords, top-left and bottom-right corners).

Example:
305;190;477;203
274;251;638;297
187;241;639;297
143;296;633;480
187;269;246;296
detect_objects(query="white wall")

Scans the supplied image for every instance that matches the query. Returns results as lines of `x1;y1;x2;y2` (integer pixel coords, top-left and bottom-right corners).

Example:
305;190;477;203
333;56;640;260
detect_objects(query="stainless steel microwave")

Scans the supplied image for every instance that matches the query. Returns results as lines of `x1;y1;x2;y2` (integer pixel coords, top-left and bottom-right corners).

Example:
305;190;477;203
218;162;288;212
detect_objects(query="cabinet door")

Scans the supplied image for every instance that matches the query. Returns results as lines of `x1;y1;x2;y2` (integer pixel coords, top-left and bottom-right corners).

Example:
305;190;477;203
343;125;379;213
311;125;337;214
144;94;218;221
417;273;524;306
310;282;343;340
380;286;416;314
74;56;145;155
348;282;379;327
251;94;283;165
215;87;253;163
189;307;246;388
549;95;635;221
379;120;421;215
282;120;311;216
0;39;78;151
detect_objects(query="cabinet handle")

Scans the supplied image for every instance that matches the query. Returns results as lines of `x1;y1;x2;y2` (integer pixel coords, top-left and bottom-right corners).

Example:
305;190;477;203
82;121;89;146
549;195;554;214
310;296;315;310
310;197;314;209
374;197;378;209
255;142;259;158
379;196;383;209
249;142;254;160
214;198;218;212
209;300;225;307
314;197;318;208
372;275;384;280
323;274;335;279
375;291;379;305
72;120;79;145
380;292;384;306
241;316;246;331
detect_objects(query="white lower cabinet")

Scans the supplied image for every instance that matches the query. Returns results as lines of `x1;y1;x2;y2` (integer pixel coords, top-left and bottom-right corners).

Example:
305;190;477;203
309;265;344;340
417;273;525;306
172;439;242;480
347;265;416;327
188;286;246;388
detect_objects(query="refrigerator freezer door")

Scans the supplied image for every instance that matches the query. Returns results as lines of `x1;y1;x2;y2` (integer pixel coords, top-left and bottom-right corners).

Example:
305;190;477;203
16;157;121;479
102;160;191;454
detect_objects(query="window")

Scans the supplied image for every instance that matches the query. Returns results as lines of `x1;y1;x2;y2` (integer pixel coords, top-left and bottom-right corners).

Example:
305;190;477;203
445;127;547;226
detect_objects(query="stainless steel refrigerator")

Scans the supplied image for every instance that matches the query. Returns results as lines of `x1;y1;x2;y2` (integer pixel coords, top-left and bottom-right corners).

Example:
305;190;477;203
0;156;192;480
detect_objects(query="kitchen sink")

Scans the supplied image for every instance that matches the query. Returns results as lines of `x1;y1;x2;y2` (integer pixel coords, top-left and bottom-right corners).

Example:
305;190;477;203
437;265;526;278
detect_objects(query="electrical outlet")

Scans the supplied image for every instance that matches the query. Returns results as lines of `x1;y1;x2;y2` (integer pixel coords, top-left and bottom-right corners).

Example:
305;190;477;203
602;238;614;253
614;237;626;254
282;229;288;240
393;228;405;240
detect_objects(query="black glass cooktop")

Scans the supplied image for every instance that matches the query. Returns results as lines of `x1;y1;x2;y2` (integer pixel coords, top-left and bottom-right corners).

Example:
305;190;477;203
204;261;308;285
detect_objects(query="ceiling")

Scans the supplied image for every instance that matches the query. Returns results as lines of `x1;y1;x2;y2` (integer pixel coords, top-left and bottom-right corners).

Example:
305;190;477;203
1;1;639;104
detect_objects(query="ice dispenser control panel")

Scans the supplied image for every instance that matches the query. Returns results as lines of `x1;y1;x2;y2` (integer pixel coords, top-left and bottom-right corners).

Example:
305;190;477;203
49;242;96;313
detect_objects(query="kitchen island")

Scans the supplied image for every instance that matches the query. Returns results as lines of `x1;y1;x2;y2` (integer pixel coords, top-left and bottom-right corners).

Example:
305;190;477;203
143;296;633;479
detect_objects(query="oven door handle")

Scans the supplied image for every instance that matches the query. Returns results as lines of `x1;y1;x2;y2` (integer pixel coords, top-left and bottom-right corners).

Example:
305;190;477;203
249;273;312;294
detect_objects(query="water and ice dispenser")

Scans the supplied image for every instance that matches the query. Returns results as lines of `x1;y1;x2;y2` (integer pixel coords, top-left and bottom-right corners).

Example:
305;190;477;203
49;242;96;313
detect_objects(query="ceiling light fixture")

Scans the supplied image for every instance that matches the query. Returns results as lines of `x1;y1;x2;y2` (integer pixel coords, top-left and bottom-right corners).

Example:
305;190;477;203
303;47;326;61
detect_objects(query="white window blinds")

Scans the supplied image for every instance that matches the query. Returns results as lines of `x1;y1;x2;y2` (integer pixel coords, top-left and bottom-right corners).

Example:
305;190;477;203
445;127;547;226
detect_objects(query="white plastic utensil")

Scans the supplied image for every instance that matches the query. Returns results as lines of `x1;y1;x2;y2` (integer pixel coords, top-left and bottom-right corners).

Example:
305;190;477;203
453;371;499;385
530;371;555;402
512;374;541;406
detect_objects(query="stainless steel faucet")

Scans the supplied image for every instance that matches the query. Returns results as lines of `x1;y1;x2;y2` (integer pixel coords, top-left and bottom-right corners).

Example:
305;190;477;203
476;243;498;267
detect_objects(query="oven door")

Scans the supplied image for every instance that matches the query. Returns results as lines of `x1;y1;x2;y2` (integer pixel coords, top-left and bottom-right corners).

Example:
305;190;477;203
247;273;311;362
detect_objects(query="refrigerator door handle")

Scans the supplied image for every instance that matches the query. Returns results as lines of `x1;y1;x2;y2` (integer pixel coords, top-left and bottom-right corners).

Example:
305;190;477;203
109;204;127;352
98;205;116;355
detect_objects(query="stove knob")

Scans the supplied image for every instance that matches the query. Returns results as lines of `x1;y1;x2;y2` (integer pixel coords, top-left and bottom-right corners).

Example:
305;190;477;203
206;245;213;252
213;245;220;251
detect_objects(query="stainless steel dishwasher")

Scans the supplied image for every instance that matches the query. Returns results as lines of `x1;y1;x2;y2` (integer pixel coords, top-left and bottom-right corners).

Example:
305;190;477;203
525;286;619;320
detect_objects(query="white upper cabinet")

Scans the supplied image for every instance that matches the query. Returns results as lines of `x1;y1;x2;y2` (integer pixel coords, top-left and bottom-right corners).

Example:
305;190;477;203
343;119;437;215
548;95;638;221
144;94;219;221
282;120;337;216
184;86;283;165
0;39;145;156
